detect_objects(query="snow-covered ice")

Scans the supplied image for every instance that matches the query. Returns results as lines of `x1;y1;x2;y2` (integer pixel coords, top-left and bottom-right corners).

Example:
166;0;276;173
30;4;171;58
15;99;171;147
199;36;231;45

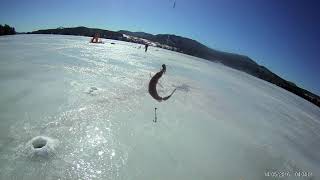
0;34;319;179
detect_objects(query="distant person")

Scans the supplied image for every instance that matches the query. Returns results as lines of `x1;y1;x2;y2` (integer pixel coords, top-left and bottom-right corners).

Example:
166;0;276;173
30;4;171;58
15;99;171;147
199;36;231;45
90;33;101;43
145;44;149;52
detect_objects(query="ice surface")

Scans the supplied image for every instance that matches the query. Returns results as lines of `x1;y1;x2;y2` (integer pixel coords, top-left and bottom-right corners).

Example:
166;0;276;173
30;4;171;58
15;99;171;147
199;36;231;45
0;34;319;179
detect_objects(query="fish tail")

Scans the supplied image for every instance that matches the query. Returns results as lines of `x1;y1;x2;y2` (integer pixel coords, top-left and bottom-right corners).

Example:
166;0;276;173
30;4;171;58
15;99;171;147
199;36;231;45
162;88;177;101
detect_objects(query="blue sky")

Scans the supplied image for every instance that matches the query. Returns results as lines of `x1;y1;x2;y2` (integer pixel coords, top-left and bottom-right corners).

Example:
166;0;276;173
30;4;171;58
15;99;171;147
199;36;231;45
1;0;319;95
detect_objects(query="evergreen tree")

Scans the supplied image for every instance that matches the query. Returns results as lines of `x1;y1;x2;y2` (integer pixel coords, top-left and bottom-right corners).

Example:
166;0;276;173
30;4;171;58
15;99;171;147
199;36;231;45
0;24;16;35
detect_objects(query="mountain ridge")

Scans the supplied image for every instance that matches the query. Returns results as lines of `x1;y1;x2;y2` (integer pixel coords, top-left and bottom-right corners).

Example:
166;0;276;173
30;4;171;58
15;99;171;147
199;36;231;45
29;26;320;108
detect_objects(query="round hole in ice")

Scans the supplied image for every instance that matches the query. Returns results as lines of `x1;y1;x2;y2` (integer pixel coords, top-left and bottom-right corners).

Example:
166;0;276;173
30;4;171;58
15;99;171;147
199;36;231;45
26;136;58;159
32;137;47;149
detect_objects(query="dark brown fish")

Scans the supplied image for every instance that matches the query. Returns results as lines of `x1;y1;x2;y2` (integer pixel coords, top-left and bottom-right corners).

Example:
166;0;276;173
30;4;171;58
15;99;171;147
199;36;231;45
148;64;176;102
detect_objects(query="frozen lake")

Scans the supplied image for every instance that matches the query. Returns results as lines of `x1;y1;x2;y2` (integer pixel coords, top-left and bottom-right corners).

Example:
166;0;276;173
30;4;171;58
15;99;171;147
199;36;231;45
0;34;319;180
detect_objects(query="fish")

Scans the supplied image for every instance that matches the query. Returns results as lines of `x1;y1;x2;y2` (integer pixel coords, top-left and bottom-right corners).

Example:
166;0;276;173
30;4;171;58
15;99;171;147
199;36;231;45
148;64;176;102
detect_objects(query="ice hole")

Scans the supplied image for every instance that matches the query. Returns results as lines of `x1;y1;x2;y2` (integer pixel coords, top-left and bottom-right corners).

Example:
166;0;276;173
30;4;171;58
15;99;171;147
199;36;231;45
32;137;47;149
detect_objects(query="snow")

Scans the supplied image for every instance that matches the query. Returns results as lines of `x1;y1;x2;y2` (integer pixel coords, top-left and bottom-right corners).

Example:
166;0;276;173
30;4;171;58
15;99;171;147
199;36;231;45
0;34;319;180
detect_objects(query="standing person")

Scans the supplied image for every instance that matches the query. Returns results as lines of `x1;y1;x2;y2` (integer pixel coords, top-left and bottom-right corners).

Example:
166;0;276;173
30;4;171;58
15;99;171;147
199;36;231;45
145;44;149;52
90;33;100;43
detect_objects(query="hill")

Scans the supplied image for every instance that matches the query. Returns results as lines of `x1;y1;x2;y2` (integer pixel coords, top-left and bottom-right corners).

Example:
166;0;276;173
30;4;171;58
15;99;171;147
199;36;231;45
30;26;320;108
30;26;123;40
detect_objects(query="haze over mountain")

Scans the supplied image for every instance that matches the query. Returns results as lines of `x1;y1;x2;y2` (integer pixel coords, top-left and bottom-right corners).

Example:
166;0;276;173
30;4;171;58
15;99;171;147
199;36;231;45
30;26;320;108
